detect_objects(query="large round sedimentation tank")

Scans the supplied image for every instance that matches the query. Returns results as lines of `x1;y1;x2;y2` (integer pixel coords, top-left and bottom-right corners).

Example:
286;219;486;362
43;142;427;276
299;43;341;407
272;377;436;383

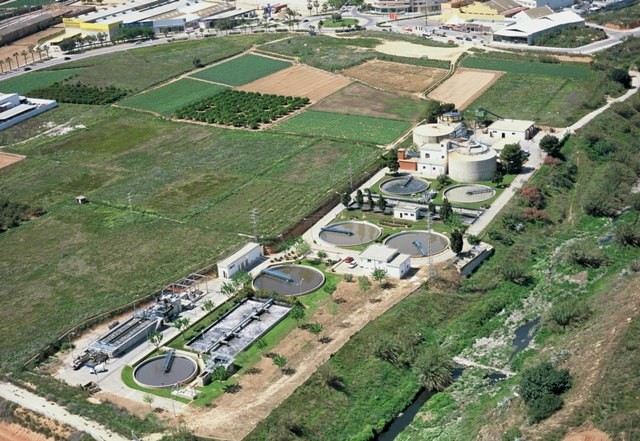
380;175;429;195
413;123;458;146
448;143;496;183
384;231;450;258
318;221;381;247
444;184;495;203
134;354;199;389
252;265;325;296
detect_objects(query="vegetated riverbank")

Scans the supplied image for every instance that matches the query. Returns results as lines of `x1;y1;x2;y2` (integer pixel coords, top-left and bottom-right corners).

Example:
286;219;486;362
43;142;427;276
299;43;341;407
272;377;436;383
246;92;640;441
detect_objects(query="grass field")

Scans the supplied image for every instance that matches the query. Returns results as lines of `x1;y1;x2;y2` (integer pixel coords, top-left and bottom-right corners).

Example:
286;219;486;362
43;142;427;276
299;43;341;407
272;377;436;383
321;18;358;27
189;54;291;86
0;69;82;94
465;73;609;127
40;34;283;91
274;110;412;144
0;105;379;371
533;25;607;48
119;78;227;116
460;56;592;79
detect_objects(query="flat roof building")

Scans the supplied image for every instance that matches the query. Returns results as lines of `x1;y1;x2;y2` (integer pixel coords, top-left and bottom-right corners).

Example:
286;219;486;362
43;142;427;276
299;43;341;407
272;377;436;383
493;10;585;44
486;119;535;140
359;244;411;279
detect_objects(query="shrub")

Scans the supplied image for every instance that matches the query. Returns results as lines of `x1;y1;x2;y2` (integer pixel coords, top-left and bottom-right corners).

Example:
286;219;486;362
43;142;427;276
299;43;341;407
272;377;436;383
522;208;551;223
615;222;640;247
466;234;481;245
549;298;592;329
519;362;572;403
519;185;545;209
528;393;564;423
343;273;353;282
563;240;608;268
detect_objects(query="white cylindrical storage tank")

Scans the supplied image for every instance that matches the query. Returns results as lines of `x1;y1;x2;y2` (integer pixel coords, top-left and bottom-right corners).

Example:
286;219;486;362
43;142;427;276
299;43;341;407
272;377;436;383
413;123;457;146
448;145;497;183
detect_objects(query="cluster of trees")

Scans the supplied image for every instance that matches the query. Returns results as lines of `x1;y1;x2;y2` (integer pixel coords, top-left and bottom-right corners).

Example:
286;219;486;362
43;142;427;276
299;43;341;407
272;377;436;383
423;101;456;124
0;199;45;232
518;361;572;423
58;33;110;53
111;27;155;43
30;82;129;105
175;90;309;129
499;142;525;174
345;188;386;211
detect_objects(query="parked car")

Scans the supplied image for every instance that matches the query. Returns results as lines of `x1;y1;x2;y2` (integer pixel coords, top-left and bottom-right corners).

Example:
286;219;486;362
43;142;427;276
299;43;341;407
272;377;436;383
64;56;71;60
23;67;31;71
348;261;358;269
345;256;354;263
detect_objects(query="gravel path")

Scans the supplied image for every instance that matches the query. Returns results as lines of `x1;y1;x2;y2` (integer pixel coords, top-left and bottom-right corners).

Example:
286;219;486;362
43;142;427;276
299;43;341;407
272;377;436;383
0;382;128;441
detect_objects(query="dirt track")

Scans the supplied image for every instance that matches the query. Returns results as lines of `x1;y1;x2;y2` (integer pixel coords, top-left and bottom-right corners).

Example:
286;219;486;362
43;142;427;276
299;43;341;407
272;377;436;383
0;152;25;169
238;64;351;102
428;68;504;110
343;59;446;95
185;273;425;440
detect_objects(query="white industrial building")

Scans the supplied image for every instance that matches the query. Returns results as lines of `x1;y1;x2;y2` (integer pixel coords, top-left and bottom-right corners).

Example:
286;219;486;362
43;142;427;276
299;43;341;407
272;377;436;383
486;119;536;140
411;121;466;178
217;242;263;279
393;203;421;221
0;93;57;131
492;10;585;44
359;244;411;279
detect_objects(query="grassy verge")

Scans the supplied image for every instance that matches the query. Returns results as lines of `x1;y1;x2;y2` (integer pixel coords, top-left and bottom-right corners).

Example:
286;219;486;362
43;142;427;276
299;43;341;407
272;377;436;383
533;25;607;48
120;365;191;403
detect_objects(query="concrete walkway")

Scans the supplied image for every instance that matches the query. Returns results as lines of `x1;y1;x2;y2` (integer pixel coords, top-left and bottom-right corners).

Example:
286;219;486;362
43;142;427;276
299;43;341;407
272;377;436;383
0;382;128;441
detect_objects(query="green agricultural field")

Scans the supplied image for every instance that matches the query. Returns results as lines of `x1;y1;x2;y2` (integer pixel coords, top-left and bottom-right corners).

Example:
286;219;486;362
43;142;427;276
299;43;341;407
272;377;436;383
0;69;82;94
119;78;227;116
466;73;612;127
40;34;283;91
189;54;291;86
0;106;379;370
460;55;592;79
258;33;450;72
274;110;412;144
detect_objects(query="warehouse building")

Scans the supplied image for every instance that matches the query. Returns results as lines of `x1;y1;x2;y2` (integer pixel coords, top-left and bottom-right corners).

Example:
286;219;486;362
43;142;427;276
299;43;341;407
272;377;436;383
0;93;57;131
486;119;536;140
492;10;585;44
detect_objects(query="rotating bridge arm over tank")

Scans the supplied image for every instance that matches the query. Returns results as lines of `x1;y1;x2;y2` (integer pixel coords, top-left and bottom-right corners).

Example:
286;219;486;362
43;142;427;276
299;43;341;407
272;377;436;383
162;349;176;373
401;175;413;188
412;240;428;257
261;268;296;283
320;225;354;236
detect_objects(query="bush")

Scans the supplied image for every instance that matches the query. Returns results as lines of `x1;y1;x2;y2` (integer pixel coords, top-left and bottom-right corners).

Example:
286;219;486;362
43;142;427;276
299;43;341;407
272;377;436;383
527;393;564;423
615;222;640;247
519;185;545;209
30;82;129;104
563;239;608;268
519;361;572;403
522;208;551;223
610;68;632;88
549;298;592;329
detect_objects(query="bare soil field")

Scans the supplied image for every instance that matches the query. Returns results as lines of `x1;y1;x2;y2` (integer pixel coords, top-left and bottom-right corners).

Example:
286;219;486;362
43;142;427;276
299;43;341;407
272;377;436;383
428;68;504;110
184;272;425;441
237;64;351;102
0;27;63;68
0;422;51;441
0;152;25;169
563;428;611;441
312;82;424;121
342;59;447;95
375;40;467;62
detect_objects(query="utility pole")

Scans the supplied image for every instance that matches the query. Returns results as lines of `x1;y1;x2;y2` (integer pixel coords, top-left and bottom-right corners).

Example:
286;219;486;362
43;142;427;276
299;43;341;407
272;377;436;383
250;208;259;242
426;211;436;280
349;160;353;192
127;191;133;218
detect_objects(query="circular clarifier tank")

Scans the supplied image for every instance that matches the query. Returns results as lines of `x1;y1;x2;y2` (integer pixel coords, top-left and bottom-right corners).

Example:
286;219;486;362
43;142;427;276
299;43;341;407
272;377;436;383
444;184;495;204
253;265;325;296
134;354;198;389
384;231;450;258
318;221;381;247
380;175;429;195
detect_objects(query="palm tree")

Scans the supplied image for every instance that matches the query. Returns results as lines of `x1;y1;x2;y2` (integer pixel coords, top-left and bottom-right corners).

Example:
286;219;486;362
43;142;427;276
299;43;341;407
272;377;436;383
321;2;328;13
313;0;319;14
415;347;455;392
13;52;20;68
5;57;12;70
20;50;28;66
27;45;35;62
0;60;4;73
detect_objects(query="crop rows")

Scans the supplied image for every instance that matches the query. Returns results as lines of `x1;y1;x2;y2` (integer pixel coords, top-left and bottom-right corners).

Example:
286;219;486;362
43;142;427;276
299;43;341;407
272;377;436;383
175;89;309;129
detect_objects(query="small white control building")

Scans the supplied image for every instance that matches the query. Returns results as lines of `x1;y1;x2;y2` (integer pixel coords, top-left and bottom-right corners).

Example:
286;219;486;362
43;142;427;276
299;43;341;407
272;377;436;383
0;93;57;131
217;242;263;279
359;244;411;279
486;119;535;141
393;203;421;221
